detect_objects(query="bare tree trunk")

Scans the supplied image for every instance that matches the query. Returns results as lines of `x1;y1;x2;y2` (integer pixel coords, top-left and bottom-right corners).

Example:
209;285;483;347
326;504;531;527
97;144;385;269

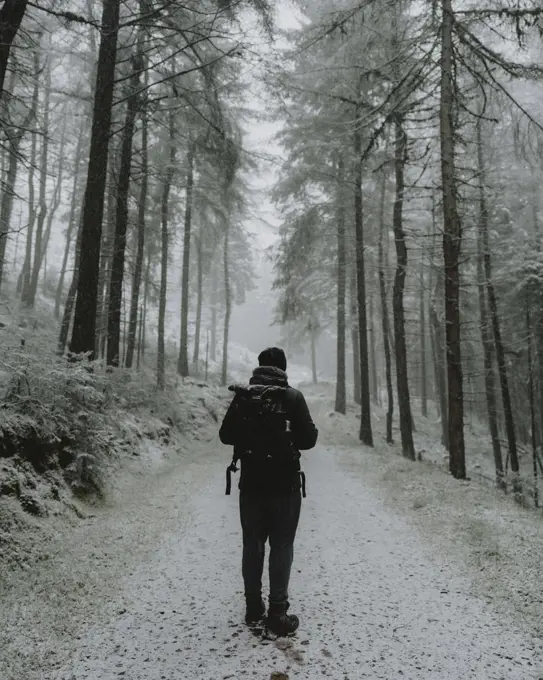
125;84;147;369
419;254;428;417
392;116;415;460
210;265;218;363
369;291;378;405
97;147;117;358
221;220;231;387
58;215;83;355
440;0;465;478
353;102;373;446
527;306;539;507
157;109;175;389
350;265;361;405
192;235;203;369
477;122;520;494
178;144;195;377
55;126;85;318
533;202;543;470
141;253;150;360
106;53;142;367
335;156;346;414
378;172;394;444
310;333;318;383
430;193;449;447
0;0;28;98
0;110;32;288
136;303;143;369
26;58;52;307
38;107;68;295
70;0;121;358
476;119;505;491
19;50;39;297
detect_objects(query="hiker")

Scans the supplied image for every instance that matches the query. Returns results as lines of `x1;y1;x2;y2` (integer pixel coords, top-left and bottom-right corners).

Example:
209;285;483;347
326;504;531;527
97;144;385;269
219;347;318;637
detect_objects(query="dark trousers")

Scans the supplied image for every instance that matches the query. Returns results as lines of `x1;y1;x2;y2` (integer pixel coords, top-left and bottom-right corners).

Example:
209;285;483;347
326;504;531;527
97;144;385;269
239;490;302;605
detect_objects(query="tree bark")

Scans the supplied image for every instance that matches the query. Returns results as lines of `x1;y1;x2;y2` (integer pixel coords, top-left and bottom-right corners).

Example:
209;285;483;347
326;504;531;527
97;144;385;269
221;219;231;387
141;253;150;360
391;116;415;460
419;254;428;417
55;126;85;318
476;119;505;491
430;192;449;447
350;265;361;405
0;109;32;288
70;0;121;358
378;172;394;444
335;156;347;414
25;59;52;306
58;213;83;355
369;291;378;405
0;0;29;99
210;265;218;363
157;109;175;389
440;0;465;478
353;102;373;446
125;83;148;369
136;303;144;369
527;306;539;507
97;147;117;358
18;50;39;297
40;119;67;273
477;121;520;494
309;330;319;385
106;53;142;367
192;235;203;368
177;144;195;377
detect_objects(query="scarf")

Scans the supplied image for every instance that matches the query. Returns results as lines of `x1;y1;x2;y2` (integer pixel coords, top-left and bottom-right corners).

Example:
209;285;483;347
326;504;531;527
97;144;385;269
249;365;289;387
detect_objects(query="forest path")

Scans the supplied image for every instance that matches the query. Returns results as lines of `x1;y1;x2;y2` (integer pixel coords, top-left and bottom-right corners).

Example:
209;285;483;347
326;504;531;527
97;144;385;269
21;438;539;680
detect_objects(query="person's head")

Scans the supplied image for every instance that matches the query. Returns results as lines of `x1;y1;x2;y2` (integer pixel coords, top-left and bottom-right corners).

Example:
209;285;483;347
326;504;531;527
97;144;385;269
258;346;287;372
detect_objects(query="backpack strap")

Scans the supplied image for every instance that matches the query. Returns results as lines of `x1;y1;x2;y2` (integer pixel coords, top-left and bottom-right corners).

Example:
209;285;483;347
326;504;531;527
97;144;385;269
300;471;306;498
225;453;239;495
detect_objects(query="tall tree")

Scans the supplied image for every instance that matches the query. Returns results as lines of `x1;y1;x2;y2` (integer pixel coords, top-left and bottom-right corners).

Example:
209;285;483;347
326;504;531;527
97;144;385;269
353;96;373;446
221;212;231;386
55;123;85;318
157;107;176;390
0;107;33;288
70;0;121;358
391;114;415;460
106;51;143;366
335;156;347;414
19;48;40;298
476;119;505;491
178;143;195;377
125;78;148;369
25;58;52;307
378;172;394;444
440;0;465;478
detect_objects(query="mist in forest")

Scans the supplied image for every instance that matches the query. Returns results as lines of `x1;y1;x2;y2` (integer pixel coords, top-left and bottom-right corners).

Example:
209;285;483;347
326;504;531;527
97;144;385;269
0;0;542;488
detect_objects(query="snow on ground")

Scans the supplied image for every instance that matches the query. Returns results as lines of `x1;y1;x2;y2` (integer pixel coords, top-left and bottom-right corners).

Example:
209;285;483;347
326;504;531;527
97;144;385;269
2;383;543;680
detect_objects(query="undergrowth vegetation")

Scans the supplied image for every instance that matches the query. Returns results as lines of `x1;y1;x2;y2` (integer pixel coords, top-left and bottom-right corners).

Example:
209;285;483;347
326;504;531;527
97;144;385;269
0;336;214;503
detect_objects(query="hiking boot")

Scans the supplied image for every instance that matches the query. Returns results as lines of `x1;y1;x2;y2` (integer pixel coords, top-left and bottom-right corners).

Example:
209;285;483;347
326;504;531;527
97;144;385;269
245;596;265;625
266;601;299;637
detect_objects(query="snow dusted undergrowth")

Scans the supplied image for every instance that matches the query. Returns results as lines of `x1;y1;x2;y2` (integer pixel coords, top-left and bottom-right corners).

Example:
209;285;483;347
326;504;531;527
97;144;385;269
1;373;542;679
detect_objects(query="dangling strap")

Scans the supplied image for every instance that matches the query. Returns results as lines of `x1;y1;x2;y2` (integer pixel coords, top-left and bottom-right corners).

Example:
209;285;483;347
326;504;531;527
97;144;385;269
300;471;306;498
226;460;238;495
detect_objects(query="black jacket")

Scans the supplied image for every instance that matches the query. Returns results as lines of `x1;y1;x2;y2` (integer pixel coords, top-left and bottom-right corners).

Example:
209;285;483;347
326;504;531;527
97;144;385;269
219;366;318;491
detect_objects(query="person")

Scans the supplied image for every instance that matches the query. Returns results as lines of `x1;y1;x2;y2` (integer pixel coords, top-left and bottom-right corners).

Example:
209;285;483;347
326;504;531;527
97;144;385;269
219;347;318;636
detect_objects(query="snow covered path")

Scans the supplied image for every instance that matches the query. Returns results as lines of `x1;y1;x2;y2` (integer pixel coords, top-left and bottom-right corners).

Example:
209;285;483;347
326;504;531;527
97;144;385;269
44;442;541;680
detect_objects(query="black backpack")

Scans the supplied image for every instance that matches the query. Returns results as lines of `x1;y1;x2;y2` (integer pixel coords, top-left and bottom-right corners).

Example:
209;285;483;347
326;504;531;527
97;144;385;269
225;384;306;496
